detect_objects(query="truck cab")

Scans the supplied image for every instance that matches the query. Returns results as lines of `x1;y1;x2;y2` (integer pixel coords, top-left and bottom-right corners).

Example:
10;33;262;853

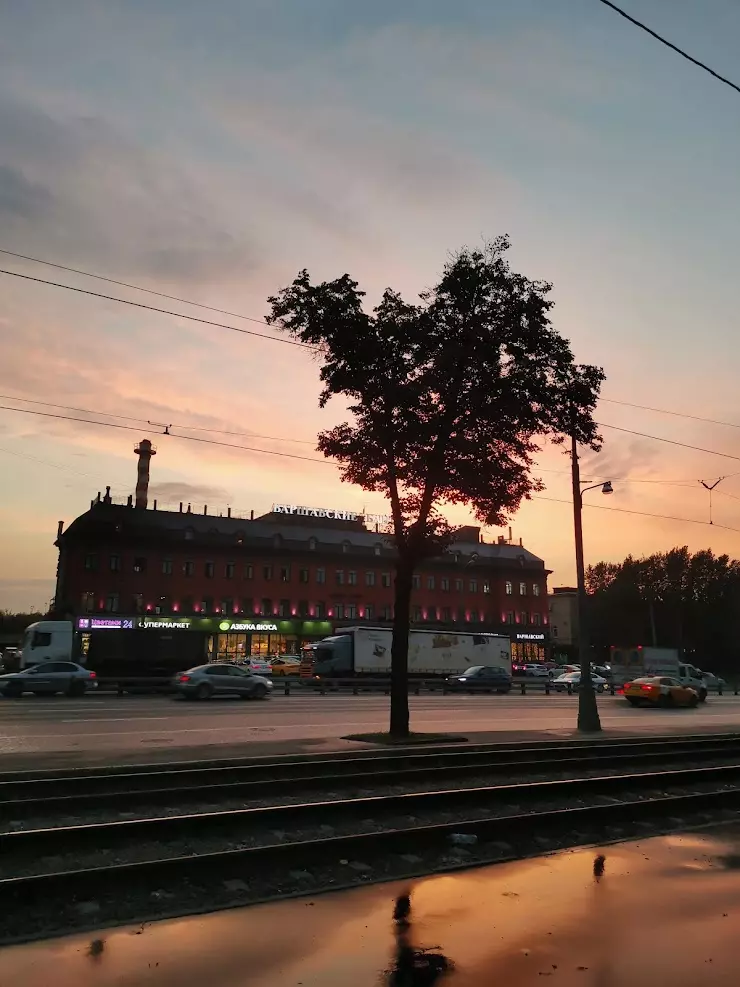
21;621;75;669
678;663;707;701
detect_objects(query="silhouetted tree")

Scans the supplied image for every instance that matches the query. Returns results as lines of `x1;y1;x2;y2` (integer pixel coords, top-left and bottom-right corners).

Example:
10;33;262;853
267;238;604;736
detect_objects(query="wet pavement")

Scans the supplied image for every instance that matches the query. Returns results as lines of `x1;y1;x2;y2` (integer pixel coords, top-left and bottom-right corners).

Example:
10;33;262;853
4;824;740;985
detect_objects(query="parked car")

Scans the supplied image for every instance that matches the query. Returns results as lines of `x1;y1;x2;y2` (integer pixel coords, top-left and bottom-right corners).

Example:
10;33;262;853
623;676;699;708
444;665;512;693
271;656;302;677
0;661;97;698
236;657;272;676
552;671;607;693
173;663;273;700
519;663;551;679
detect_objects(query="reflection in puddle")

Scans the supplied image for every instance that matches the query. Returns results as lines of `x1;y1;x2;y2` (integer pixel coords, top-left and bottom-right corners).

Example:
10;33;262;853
3;826;740;986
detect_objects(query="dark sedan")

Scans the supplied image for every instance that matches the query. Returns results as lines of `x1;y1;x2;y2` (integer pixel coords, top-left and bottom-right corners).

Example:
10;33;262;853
173;663;273;700
444;665;512;693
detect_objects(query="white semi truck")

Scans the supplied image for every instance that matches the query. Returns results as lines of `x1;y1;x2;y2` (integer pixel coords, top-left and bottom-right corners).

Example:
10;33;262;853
609;645;707;701
303;626;512;678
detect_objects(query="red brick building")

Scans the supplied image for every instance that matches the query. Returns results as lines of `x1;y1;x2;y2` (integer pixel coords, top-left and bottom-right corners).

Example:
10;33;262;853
54;490;550;663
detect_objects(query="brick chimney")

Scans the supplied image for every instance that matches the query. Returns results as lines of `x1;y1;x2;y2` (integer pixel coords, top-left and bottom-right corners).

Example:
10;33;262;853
133;439;156;509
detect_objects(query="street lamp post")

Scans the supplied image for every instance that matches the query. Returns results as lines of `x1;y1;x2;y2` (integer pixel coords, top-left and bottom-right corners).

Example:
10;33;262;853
570;434;613;733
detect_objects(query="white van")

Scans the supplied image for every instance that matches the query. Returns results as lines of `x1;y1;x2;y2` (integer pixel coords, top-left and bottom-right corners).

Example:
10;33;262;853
21;621;75;668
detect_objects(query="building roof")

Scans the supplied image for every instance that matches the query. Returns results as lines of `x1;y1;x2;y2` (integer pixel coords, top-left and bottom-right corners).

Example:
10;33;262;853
59;501;548;570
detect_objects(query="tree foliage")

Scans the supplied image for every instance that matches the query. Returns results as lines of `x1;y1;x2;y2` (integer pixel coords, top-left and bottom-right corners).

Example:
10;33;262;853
587;547;740;671
267;237;605;735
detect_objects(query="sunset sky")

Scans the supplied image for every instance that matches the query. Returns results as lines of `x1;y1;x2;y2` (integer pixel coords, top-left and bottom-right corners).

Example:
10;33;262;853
2;0;740;612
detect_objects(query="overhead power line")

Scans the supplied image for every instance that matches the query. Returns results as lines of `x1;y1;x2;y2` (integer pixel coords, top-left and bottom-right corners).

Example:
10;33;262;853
533;494;740;534
597;422;740;463
597;0;740;96
600;397;740;430
0;268;312;350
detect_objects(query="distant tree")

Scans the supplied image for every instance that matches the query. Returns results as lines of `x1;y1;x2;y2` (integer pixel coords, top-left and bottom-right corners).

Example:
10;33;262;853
267;237;604;736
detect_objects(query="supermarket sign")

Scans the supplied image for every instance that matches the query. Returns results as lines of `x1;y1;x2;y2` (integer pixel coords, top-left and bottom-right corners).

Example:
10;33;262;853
76;616;320;634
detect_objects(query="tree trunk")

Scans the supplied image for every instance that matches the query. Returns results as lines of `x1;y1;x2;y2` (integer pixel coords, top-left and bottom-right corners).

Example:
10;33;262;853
390;557;414;738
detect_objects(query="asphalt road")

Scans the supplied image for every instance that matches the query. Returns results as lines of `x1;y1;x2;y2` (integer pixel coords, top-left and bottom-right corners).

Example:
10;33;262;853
1;691;740;757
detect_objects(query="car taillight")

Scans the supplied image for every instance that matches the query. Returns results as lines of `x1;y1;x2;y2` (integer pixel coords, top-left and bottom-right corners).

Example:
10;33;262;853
640;684;654;692
179;675;191;683
88;671;96;679
624;682;632;689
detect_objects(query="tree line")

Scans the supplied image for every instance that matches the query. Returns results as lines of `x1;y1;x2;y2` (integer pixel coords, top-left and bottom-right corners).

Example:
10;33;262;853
586;547;740;674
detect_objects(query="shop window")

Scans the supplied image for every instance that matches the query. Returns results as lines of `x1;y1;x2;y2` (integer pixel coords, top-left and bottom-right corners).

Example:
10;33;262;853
483;581;490;594
225;562;235;579
469;579;478;593
441;577;450;591
299;568;309;583
427;575;435;590
104;593;119;613
505;581;513;595
162;559;173;575
279;565;291;583
244;563;254;579
204;561;215;578
109;554;121;572
412;574;421;589
336;570;345;585
279;599;290;617
184;560;194;577
315;602;325;618
316;567;326;584
533;584;541;597
381;572;391;588
81;591;95;613
348;571;357;586
519;582;527;595
365;604;374;620
261;598;272;616
84;553;99;571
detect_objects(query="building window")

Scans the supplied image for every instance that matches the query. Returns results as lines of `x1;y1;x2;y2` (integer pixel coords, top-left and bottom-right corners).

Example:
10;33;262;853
133;556;147;573
263;565;273;581
427;575;435;590
133;593;144;613
315;601;325;618
412;574;421;590
81;591;95;613
381;572;391;588
336;570;345;585
345;604;357;619
342;541;350;554
202;597;213;614
273;534;282;549
279;599;290;617
225;562;235;579
221;598;234;615
109;554;121;572
365;571;376;587
455;578;463;591
279;565;291;582
235;531;246;545
162;559;173;575
316;567;326;585
365;604;374;620
103;593;119;612
442;606;451;622
505;581;513;595
184;560;195;577
506;611;514;624
244;564;253;579
298;600;309;617
533;613;541;625
241;597;253;614
299;568;309;584
348;571;357;586
427;606;437;621
483;580;490;594
308;537;317;551
335;604;345;619
441;577;450;591
204;561;215;578
84;553;99;571
520;611;528;624
413;606;423;622
469;579;478;593
519;582;527;595
261;598;272;616
533;584;541;597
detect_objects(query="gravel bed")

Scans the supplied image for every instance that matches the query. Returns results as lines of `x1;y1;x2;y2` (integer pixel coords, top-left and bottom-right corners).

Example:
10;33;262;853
1;802;737;946
3;755;738;832
2;775;739;879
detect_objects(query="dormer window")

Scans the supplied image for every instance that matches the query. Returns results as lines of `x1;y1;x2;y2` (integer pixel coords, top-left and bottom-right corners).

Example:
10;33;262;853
308;537;317;551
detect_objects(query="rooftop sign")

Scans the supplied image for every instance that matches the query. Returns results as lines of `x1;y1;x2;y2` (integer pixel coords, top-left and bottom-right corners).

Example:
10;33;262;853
272;503;392;525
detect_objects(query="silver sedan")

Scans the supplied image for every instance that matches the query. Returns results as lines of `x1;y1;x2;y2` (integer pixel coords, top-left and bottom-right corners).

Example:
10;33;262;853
173;663;273;700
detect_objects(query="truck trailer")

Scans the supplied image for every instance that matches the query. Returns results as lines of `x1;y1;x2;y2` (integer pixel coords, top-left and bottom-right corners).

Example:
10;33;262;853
609;645;707;700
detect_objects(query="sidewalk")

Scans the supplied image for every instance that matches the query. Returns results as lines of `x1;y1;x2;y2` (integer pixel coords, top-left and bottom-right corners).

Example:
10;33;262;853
0;722;737;774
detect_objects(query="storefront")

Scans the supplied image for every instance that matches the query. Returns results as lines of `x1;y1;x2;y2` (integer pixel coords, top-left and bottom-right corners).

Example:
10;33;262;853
511;630;548;663
75;614;334;665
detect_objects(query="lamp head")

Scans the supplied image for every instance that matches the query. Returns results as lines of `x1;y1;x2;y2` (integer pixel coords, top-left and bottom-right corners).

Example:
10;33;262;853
601;481;614;495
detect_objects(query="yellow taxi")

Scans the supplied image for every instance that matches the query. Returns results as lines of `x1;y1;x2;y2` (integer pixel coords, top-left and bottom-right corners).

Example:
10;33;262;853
623;676;699;708
270;656;302;677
